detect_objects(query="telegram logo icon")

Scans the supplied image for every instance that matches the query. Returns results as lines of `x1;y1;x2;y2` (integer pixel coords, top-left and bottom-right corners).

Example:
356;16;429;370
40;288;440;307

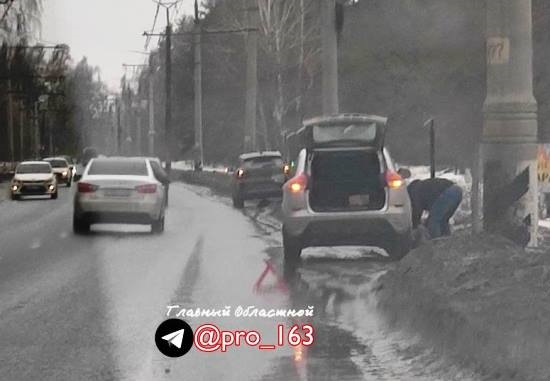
155;319;194;357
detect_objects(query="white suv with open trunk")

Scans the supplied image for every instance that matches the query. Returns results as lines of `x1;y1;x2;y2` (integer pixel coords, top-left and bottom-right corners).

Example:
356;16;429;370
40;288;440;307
281;114;413;264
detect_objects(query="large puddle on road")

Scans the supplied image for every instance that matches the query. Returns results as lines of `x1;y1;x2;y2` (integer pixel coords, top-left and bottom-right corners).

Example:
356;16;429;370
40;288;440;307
181;184;486;380
275;257;485;381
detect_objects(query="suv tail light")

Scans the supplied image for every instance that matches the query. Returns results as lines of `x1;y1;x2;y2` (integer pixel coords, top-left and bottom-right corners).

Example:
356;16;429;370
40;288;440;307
288;173;308;193
385;171;405;189
135;184;157;194
78;182;99;193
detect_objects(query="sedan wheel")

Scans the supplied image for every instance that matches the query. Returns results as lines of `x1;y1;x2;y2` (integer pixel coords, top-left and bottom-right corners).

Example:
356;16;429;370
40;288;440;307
152;216;165;234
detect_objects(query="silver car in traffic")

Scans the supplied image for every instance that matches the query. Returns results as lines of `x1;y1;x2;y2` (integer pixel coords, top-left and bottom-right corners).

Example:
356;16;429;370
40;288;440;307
73;157;166;234
281;114;413;264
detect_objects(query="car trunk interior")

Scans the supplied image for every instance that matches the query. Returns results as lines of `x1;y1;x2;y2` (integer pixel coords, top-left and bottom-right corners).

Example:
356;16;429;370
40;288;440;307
309;149;386;212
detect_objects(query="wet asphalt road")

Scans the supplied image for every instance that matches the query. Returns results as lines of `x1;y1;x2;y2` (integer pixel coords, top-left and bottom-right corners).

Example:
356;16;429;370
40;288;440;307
0;182;483;380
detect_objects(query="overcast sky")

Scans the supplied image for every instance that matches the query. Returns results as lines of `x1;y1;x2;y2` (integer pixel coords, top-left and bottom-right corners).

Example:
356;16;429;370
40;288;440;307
42;0;194;91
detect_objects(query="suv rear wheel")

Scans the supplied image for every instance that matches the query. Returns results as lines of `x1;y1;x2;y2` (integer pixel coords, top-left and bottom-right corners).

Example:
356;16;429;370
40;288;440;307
282;227;302;265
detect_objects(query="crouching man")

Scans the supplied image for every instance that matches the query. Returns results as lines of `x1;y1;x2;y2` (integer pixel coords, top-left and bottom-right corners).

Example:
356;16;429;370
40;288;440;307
407;178;463;239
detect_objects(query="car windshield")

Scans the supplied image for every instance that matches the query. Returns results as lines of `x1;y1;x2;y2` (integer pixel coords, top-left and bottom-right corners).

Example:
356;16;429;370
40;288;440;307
44;159;68;168
242;156;283;169
16;164;51;174
88;160;148;176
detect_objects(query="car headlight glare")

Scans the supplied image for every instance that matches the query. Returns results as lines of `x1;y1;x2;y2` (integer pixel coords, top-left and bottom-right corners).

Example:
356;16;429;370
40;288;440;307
62;171;68;177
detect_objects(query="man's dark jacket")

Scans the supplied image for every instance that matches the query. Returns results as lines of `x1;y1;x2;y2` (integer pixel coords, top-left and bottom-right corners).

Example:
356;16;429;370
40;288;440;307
407;178;454;228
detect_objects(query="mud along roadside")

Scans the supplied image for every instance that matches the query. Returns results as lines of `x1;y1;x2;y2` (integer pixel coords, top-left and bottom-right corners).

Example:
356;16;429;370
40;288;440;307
375;232;550;381
173;169;550;380
0;181;9;202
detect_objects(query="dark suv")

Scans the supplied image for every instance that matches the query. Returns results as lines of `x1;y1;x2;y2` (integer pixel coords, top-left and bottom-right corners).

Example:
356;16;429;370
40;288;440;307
231;151;288;208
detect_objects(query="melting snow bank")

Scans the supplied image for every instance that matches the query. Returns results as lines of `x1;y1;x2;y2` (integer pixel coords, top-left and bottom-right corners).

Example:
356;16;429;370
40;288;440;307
172;169;232;195
375;232;550;381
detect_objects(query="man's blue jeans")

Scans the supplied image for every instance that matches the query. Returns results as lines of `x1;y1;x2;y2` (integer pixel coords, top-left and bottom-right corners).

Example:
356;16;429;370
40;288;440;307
426;185;463;239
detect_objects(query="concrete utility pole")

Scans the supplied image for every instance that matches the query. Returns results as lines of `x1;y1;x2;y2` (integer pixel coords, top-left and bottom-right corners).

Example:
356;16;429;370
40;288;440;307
7;77;14;163
321;0;338;115
48;113;53;156
116;98;122;154
148;72;155;156
164;7;173;173
19;103;24;160
244;1;258;152
33;101;40;158
136;107;142;155
482;0;538;246
194;0;204;165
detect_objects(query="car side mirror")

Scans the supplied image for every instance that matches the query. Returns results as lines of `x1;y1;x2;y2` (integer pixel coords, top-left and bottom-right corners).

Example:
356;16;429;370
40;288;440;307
397;168;412;179
74;173;82;182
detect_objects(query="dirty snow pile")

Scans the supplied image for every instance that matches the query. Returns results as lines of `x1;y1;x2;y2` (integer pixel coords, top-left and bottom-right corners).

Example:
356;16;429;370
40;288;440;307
376;232;550;381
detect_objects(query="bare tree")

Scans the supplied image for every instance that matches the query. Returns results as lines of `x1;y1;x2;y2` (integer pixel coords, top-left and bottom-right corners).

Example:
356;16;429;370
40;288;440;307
256;0;319;148
0;0;42;43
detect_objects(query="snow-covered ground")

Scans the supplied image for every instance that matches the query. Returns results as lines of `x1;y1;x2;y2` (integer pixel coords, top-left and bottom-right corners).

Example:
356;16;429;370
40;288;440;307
172;161;228;173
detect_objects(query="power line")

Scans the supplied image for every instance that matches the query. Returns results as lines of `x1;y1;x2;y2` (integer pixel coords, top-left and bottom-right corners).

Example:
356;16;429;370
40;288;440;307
145;2;161;51
0;0;15;24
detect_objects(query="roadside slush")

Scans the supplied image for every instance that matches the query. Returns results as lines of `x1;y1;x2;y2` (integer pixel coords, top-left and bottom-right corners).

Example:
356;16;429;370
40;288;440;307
0;181;9;202
174;168;550;379
375;232;550;381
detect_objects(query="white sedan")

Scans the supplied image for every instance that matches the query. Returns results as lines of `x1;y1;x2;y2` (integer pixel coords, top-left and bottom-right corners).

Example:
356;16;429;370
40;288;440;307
73;157;167;234
10;161;58;200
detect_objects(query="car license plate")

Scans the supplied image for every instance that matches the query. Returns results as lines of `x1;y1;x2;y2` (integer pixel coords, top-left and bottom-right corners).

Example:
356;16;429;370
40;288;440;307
349;194;370;206
105;189;131;197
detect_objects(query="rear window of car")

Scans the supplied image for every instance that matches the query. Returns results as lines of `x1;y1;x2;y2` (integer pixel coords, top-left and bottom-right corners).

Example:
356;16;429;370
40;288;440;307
312;123;378;144
16;164;52;174
242;156;283;169
44;159;68;168
88;160;148;176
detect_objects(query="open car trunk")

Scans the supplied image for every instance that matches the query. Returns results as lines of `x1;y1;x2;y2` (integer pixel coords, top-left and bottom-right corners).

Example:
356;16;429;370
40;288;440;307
309;149;386;212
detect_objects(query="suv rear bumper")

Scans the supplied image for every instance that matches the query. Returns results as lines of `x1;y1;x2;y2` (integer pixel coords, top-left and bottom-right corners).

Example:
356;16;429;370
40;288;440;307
283;207;411;248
